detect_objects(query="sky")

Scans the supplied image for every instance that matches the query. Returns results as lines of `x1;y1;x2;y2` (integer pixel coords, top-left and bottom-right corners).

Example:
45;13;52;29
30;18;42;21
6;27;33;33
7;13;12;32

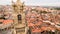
0;0;59;6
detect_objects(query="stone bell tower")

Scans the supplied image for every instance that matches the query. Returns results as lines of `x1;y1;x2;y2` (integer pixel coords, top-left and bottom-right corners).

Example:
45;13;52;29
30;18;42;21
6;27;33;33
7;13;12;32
12;0;26;34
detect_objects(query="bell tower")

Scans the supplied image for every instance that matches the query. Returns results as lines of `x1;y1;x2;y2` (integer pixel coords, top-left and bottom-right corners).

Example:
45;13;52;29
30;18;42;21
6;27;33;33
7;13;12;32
12;0;26;34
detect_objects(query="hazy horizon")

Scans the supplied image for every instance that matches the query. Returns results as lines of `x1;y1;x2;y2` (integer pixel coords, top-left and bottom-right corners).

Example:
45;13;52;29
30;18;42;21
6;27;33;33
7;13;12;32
0;0;59;6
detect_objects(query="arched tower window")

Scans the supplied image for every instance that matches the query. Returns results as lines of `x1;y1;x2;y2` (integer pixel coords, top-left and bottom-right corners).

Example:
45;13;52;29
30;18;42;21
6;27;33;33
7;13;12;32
17;14;22;23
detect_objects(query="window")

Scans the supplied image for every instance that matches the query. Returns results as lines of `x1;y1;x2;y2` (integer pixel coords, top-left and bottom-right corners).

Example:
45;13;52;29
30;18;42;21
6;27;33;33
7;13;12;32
17;14;22;23
18;14;22;20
